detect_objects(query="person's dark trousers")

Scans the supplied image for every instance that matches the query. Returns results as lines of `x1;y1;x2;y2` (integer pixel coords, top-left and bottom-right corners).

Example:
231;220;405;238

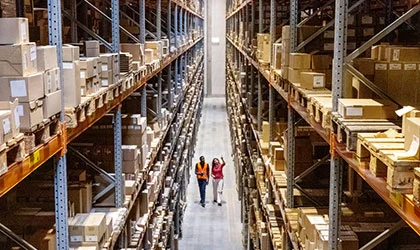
198;179;207;204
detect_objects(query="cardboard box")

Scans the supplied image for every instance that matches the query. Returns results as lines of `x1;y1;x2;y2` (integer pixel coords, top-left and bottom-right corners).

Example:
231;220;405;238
145;41;163;60
387;63;403;103
79;58;97;79
144;49;154;64
262;121;270;142
0;18;29;45
63;45;80;62
353;58;375;76
0;72;44;102
272;43;282;69
401;63;417;105
373;62;388;92
99;53;118;71
85;40;100;57
121;43;144;63
63;62;81;107
338;99;396;119
0;43;37;76
44;67;60;94
298;72;325;89
43;90;61;118
0;110;13;144
69;214;89;242
83;213;106;242
0;99;20;137
404;118;420;159
122;145;138;161
257;33;271;62
37;46;58;71
123;159;139;174
17;100;43;130
386;46;420;62
371;44;389;60
311;54;332;70
68;182;92;214
289;53;311;69
125;180;136;195
287;68;308;83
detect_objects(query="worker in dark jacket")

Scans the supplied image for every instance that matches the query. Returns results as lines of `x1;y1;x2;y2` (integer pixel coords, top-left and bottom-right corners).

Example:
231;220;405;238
195;156;209;207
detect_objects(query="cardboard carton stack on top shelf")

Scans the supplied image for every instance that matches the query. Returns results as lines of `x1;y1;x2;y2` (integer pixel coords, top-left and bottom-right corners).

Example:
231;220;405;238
63;44;82;108
0;18;62;134
352;44;420;106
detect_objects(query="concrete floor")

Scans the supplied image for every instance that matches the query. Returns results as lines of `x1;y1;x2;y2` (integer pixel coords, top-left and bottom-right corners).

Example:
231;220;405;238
178;97;243;250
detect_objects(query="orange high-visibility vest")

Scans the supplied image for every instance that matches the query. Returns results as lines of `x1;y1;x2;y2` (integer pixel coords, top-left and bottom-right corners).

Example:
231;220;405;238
197;162;208;179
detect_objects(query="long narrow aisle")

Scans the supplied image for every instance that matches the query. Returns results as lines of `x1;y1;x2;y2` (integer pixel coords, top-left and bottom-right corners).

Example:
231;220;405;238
179;97;242;250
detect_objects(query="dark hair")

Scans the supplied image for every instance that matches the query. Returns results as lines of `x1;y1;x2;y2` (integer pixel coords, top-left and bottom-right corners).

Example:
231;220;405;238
212;158;219;167
200;156;205;161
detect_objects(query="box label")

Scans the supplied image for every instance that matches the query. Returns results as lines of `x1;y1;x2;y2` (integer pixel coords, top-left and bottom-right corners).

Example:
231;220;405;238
85;235;98;242
63;63;73;69
70;236;83;242
375;64;387;70
16;105;24;116
392;49;400;61
101;79;108;87
80;71;86;78
10;80;27;97
408;135;420;156
346;107;363;117
21;22;27;41
313;76;324;88
102;64;108;71
389;63;402;70
30;47;36;61
2;118;10;135
404;64;416;70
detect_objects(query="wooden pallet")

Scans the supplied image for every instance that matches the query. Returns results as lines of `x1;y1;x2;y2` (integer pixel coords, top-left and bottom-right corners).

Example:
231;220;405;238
356;133;420;192
290;84;331;108
332;112;401;151
308;96;333;129
0;133;25;176
23;114;61;154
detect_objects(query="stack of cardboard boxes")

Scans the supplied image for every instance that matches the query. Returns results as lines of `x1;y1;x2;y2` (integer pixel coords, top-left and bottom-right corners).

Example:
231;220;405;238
287;53;328;90
257;33;271;64
99;53;119;87
121;43;145;72
353;44;420;106
0;18;62;132
69;212;113;250
63;44;82;108
297;207;359;250
122;114;149;172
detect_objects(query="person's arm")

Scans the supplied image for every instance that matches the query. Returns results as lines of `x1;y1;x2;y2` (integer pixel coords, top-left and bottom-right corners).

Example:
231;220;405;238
211;166;215;178
221;157;226;167
207;165;210;181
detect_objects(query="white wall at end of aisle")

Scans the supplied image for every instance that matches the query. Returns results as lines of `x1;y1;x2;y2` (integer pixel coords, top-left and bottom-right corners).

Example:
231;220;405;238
206;0;226;96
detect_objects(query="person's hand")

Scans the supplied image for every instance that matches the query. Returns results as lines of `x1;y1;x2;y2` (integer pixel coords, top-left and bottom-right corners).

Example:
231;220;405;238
221;156;224;160
206;180;209;185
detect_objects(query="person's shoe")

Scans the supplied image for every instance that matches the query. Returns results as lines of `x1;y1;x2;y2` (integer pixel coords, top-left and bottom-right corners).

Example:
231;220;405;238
213;200;217;203
202;203;206;208
218;203;222;206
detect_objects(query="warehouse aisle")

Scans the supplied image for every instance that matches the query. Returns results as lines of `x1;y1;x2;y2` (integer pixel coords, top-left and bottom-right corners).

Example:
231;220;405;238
179;97;242;250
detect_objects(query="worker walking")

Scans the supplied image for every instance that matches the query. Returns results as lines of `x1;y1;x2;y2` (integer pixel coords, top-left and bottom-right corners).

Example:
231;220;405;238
196;156;209;207
211;157;226;206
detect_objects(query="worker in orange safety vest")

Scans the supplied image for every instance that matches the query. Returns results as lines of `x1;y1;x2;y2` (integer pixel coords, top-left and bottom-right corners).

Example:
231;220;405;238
195;156;209;207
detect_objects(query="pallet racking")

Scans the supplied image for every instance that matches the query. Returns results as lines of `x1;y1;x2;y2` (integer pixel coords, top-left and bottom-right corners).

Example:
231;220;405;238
226;0;420;249
0;0;205;249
